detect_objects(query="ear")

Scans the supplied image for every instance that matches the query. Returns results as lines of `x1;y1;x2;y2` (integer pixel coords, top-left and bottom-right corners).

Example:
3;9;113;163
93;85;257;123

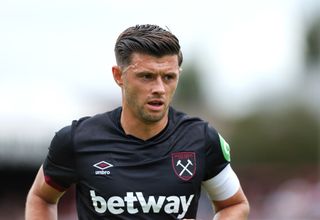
112;66;123;87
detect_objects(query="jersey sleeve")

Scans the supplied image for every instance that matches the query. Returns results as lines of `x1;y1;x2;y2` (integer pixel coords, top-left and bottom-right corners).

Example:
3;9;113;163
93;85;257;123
202;124;241;201
203;124;231;181
43;121;78;191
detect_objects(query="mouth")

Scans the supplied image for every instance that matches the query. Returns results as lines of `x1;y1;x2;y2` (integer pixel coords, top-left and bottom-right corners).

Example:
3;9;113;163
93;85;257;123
148;100;164;106
146;99;165;111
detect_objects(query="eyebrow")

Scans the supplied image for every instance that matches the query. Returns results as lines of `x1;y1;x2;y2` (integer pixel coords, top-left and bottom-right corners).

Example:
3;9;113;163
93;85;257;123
121;63;182;75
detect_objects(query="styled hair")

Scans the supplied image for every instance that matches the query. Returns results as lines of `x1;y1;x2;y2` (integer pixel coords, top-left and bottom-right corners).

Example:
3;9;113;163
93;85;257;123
114;24;183;67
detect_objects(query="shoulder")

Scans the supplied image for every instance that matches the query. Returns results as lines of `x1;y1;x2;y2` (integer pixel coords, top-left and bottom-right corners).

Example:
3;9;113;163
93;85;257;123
72;107;121;132
52;107;120;144
170;107;216;134
69;107;122;145
169;107;223;147
170;107;208;126
170;107;228;152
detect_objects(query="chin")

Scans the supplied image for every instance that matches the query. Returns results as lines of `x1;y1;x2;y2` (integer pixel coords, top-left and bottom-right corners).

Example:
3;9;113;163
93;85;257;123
142;112;167;123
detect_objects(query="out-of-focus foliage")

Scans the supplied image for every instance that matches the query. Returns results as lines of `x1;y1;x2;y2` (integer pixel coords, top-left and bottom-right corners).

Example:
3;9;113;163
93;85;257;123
229;106;318;165
305;15;320;68
173;63;205;107
173;63;319;167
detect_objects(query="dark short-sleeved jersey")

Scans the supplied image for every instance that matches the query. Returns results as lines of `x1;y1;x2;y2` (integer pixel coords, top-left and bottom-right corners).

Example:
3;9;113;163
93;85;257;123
43;107;229;219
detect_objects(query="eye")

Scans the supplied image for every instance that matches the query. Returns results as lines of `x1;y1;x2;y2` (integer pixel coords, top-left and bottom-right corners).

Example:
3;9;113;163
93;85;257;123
163;73;176;81
138;73;154;80
142;73;154;80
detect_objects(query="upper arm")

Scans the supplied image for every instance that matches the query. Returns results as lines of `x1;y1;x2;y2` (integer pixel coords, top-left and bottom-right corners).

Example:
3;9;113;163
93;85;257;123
43;124;79;190
30;122;79;203
29;165;65;204
202;164;249;213
202;125;249;217
212;187;248;212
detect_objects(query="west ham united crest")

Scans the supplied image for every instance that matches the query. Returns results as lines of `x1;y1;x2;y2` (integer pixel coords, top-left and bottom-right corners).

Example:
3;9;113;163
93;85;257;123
171;152;196;181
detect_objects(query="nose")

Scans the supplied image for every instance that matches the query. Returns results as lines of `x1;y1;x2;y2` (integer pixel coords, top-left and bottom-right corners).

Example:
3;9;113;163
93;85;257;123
152;76;165;95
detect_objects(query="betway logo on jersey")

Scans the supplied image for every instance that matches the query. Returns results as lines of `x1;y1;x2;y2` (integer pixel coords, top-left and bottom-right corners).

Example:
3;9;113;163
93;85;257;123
90;190;194;219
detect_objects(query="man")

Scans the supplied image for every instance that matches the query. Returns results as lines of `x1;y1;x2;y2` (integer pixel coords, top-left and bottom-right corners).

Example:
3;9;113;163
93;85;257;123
25;24;249;219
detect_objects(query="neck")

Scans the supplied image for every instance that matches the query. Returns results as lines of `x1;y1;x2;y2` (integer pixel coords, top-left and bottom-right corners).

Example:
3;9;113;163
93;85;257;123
120;108;169;141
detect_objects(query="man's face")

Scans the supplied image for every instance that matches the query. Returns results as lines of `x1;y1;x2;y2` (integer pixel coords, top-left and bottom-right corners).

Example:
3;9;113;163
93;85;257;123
121;53;180;124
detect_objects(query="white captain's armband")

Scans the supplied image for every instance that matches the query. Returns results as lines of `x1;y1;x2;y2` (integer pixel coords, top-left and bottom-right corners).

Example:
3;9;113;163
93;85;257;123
202;164;240;201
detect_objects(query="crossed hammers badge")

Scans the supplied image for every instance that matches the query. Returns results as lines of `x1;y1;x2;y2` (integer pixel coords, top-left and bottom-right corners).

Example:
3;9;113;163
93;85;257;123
171;152;196;181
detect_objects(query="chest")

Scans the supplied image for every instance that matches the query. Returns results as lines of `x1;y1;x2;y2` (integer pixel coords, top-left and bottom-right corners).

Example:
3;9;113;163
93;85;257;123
72;128;208;218
74;138;207;195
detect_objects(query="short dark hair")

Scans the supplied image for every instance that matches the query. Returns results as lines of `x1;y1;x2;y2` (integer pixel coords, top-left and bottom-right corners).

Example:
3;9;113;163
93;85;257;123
114;24;183;67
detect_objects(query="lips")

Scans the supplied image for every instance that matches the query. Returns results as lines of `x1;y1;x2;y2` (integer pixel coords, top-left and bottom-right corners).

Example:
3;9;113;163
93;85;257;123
146;99;164;111
148;100;164;106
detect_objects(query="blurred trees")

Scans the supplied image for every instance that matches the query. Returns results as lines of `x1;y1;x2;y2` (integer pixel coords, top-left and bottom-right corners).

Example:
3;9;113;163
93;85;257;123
228;106;318;166
173;14;320;167
173;63;205;108
173;61;319;167
305;15;320;69
230;14;320;168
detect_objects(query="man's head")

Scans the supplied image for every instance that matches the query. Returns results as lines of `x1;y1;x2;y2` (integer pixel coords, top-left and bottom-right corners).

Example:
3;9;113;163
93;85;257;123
112;24;182;128
114;24;183;68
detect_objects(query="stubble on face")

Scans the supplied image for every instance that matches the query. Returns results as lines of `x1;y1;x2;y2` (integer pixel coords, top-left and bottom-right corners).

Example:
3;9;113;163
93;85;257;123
120;54;179;126
123;79;170;124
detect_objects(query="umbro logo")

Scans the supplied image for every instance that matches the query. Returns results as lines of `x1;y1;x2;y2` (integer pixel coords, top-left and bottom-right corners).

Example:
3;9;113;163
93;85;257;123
93;161;113;175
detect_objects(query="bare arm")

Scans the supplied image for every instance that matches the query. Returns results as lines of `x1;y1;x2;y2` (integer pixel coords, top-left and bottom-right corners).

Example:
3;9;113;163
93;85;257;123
213;187;250;220
25;165;66;220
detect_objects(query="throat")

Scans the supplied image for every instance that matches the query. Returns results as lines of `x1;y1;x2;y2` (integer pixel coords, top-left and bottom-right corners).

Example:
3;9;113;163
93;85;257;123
120;113;168;141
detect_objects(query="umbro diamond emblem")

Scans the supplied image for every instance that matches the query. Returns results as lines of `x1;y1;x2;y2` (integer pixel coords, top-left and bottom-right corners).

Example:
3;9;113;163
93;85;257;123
93;161;113;175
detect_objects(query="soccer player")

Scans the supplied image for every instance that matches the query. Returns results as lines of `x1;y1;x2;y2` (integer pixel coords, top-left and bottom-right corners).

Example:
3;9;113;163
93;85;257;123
25;24;249;219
